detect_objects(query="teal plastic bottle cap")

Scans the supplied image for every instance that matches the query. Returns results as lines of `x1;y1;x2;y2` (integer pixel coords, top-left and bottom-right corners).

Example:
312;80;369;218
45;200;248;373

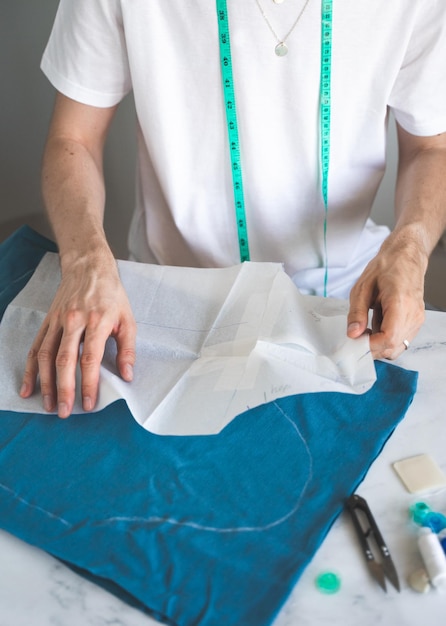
410;502;431;525
315;571;341;594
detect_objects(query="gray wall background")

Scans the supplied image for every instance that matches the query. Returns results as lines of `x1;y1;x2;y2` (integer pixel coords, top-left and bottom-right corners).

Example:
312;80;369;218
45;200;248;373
1;2;444;306
0;0;136;258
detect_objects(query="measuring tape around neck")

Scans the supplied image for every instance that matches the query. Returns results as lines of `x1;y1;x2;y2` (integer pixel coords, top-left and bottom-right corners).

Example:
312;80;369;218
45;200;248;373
216;0;333;292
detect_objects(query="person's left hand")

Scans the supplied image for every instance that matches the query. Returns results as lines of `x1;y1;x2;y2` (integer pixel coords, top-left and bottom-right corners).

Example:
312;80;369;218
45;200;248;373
346;232;427;359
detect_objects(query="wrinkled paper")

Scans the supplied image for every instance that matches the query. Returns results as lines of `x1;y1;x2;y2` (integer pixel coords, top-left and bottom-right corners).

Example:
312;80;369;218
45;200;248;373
0;254;376;435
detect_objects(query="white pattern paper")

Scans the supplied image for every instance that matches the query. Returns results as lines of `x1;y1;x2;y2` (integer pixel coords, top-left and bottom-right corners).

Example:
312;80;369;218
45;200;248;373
0;254;375;434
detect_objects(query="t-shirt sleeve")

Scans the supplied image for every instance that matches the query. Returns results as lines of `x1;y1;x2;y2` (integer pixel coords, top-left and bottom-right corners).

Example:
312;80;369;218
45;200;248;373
41;0;131;108
388;0;446;136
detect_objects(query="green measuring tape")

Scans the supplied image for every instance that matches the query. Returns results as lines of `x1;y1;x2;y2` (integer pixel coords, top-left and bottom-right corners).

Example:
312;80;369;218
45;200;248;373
320;0;333;296
216;0;250;262
217;0;333;292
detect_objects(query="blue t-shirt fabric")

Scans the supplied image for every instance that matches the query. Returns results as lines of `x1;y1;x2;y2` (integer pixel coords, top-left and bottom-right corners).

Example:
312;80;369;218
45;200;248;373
0;227;418;626
0;225;57;320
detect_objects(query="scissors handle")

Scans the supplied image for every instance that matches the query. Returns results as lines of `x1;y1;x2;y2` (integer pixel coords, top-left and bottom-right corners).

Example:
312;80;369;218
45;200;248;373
346;494;390;553
345;493;400;592
345;494;375;561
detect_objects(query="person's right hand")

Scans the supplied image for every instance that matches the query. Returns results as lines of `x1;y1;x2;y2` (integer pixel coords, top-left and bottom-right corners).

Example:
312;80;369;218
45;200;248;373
19;254;136;418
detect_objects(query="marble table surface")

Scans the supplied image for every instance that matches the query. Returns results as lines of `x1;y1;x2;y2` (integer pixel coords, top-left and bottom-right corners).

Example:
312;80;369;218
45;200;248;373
1;311;446;626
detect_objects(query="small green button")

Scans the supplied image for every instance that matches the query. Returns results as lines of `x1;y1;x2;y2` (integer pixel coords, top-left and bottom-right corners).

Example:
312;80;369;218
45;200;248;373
315;571;341;594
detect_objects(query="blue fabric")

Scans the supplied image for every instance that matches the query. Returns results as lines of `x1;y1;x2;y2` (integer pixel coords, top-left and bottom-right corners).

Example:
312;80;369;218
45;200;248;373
0;228;418;626
0;225;57;320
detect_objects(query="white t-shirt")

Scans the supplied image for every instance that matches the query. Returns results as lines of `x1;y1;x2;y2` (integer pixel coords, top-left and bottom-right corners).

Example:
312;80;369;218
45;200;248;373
41;0;446;298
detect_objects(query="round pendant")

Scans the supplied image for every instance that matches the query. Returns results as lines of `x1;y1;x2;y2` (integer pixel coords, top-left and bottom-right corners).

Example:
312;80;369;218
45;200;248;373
275;42;288;56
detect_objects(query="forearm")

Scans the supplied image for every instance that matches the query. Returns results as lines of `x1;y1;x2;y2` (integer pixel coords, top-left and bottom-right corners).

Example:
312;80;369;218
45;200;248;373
21;94;135;418
42;135;115;274
347;127;446;358
392;127;446;263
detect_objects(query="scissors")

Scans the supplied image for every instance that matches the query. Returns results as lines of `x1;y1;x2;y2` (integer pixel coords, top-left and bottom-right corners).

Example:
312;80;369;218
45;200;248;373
345;493;400;592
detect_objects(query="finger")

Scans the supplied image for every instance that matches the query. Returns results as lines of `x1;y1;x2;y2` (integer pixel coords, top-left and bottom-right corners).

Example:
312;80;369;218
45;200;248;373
20;323;49;398
369;295;405;359
37;324;63;413
54;310;87;418
368;297;424;360
79;312;113;411
347;282;375;339
369;330;408;360
371;302;383;335
114;315;137;382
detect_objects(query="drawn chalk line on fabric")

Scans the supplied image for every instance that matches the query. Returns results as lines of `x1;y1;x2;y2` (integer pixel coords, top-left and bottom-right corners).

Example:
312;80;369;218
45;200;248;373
0;481;72;528
91;403;313;534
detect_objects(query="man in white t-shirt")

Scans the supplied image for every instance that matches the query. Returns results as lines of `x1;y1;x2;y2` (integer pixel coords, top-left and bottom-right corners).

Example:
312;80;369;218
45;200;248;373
21;0;446;418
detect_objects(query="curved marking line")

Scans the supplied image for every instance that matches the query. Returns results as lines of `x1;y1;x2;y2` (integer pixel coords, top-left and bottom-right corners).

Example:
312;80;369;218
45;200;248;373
0;482;72;528
94;402;314;534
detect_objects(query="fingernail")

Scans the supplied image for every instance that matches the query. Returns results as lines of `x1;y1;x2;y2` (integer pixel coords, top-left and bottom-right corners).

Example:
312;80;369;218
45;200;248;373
58;402;69;419
348;322;360;333
124;364;133;381
83;396;92;411
20;383;28;397
43;395;53;412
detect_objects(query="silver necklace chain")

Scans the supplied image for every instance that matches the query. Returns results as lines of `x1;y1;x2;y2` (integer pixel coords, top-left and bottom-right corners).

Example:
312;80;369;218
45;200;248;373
254;0;312;56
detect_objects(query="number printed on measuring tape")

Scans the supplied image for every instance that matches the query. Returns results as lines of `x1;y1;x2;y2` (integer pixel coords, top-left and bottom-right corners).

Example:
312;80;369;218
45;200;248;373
216;0;250;262
320;0;333;296
320;0;332;208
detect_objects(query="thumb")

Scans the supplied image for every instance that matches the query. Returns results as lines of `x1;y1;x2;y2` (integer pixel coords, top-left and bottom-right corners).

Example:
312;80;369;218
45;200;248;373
114;316;137;382
347;290;372;339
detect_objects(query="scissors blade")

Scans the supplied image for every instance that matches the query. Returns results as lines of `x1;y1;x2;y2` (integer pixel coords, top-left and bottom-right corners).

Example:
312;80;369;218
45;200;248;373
382;557;401;592
367;559;387;592
358;497;401;593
